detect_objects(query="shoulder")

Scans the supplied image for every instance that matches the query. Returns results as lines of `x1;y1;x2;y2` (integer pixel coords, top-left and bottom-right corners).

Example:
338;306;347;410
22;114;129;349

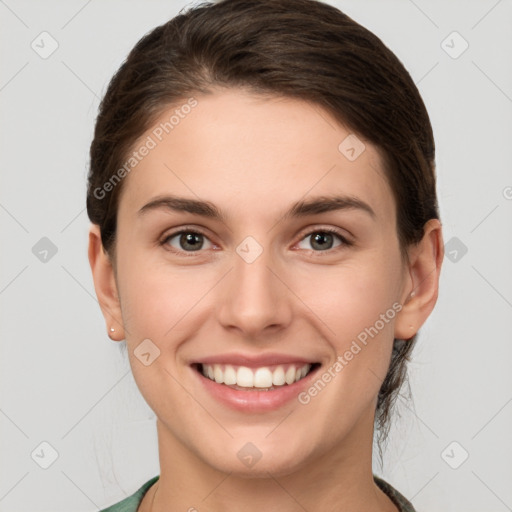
99;475;412;511
374;475;417;512
100;476;160;512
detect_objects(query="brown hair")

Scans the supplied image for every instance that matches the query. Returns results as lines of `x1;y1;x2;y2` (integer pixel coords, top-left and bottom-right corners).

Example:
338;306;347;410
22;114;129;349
87;0;439;454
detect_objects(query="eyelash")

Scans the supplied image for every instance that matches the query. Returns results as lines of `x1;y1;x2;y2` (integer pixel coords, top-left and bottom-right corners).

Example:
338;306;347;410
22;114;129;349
159;226;353;258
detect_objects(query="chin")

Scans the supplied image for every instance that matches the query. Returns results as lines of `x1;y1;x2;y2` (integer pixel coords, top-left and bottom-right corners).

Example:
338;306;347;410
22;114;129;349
200;436;316;479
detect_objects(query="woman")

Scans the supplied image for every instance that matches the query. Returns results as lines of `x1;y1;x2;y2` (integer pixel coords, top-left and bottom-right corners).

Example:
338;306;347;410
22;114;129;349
87;0;444;510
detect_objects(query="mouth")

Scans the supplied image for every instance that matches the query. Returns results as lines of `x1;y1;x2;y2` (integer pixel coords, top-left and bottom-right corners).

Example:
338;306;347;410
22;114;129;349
192;361;321;391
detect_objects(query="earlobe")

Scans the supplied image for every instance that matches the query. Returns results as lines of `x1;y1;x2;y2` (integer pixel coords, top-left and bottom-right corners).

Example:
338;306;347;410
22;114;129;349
88;224;125;341
394;219;444;340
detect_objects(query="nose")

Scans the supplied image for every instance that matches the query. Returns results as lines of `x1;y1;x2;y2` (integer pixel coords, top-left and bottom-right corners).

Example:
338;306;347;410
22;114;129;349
216;244;293;340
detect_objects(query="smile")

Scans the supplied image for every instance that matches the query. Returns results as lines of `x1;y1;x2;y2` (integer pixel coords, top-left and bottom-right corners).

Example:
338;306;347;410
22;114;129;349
198;362;316;390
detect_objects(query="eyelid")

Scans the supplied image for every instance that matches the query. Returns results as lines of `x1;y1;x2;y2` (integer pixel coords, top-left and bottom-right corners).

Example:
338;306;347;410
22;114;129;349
294;224;353;244
161;225;212;240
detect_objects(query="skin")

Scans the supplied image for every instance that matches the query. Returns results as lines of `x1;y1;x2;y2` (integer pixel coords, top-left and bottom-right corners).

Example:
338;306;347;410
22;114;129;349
89;88;443;512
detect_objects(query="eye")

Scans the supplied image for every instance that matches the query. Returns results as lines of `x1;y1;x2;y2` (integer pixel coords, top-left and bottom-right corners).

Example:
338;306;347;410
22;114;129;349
160;226;352;257
161;229;214;254
296;228;352;253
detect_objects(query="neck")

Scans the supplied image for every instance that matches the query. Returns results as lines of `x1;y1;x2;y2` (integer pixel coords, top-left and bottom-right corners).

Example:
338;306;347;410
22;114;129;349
145;409;398;512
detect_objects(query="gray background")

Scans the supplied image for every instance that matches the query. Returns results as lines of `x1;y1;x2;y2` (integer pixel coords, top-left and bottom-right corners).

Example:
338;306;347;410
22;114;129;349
1;0;511;510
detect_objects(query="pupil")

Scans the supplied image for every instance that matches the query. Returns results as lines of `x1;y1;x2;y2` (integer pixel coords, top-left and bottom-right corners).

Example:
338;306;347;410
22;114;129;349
181;233;202;251
312;232;333;250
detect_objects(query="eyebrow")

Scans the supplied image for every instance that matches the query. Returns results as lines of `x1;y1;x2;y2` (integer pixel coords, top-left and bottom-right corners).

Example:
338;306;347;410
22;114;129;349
138;194;376;221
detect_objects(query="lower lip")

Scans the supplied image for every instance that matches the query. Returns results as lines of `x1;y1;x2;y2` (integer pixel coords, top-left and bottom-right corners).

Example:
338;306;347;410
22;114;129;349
193;365;320;412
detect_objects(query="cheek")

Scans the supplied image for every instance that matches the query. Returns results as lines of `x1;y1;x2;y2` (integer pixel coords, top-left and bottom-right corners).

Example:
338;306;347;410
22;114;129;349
117;251;217;341
301;254;400;335
300;253;401;389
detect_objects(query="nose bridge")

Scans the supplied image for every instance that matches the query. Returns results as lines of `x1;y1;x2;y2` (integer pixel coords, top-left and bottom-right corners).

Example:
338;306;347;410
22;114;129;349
217;238;291;335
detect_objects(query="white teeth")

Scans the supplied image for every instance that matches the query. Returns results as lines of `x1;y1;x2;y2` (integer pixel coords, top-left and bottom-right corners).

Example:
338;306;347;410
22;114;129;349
223;365;237;385
285;366;296;385
272;366;285;386
237;366;254;387
254;367;273;388
200;363;313;389
214;364;223;383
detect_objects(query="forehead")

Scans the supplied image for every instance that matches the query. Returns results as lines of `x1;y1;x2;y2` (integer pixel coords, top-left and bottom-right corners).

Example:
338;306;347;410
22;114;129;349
118;88;395;225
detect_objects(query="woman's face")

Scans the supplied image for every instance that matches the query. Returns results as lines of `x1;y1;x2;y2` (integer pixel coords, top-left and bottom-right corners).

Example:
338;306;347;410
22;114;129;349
100;88;417;475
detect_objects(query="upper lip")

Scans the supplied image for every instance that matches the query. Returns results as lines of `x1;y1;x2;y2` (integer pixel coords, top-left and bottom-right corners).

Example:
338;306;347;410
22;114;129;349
191;353;318;368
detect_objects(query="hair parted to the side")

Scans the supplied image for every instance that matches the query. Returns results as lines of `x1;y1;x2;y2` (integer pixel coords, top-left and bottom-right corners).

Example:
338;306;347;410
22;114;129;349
86;0;439;457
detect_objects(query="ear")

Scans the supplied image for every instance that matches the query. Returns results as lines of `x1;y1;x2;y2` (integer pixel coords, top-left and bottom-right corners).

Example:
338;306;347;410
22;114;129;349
394;218;444;340
88;224;125;341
